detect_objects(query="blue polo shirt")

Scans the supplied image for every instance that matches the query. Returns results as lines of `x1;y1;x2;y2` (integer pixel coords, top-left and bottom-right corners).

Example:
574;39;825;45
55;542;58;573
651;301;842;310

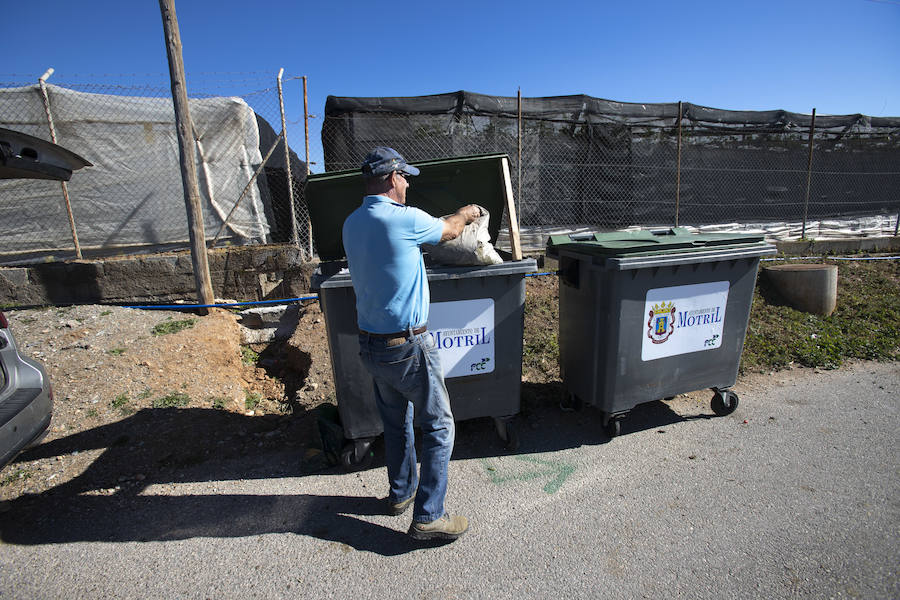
342;195;444;334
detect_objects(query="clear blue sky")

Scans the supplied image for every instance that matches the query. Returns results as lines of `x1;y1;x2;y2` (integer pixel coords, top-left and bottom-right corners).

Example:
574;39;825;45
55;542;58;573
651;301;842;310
4;0;899;172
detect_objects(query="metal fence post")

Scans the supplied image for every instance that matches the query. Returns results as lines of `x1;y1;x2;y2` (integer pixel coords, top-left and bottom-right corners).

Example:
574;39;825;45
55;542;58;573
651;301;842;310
303;76;311;173
303;75;313;258
802;108;816;240
38;69;82;259
517;87;523;224
277;68;298;246
675;100;683;227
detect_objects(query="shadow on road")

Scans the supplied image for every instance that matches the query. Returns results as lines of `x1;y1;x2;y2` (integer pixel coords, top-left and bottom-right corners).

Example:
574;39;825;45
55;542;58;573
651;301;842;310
0;491;454;554
454;381;714;459
0;382;717;550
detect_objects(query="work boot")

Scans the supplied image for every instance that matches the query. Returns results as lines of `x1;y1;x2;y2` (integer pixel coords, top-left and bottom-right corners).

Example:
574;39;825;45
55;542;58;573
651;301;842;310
387;494;415;516
408;513;469;541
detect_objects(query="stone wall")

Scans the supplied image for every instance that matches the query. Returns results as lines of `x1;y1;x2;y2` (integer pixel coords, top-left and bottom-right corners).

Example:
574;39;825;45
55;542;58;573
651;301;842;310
0;245;318;307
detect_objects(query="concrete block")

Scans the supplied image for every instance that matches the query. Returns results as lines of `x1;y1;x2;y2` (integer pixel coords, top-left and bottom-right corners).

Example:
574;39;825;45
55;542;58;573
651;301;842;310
764;264;838;316
238;304;300;343
0;268;29;288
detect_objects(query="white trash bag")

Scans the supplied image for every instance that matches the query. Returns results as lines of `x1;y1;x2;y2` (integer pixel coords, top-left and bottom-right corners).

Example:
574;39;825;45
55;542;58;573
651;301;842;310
423;205;504;266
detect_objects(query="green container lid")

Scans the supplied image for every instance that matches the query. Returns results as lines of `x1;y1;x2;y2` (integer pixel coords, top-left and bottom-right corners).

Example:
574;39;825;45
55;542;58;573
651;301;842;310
547;228;767;258
305;153;511;261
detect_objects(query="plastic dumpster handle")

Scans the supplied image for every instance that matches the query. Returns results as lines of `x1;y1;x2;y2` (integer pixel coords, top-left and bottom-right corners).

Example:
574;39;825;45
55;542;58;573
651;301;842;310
650;228;677;236
570;233;595;241
607;244;778;270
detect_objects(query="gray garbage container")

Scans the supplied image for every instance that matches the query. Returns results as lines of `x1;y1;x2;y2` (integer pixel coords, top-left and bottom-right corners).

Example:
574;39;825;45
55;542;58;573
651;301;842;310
306;154;537;468
548;228;776;436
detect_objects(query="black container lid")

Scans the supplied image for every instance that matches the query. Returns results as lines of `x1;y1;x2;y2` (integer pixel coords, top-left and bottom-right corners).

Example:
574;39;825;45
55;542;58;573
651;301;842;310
305;153;511;262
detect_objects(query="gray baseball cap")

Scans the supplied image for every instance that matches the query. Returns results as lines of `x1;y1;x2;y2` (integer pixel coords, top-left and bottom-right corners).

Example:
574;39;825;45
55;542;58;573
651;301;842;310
360;146;420;178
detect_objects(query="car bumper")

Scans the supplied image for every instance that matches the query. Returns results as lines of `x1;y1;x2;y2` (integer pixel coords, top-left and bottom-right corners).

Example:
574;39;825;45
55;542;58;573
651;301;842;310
0;356;53;470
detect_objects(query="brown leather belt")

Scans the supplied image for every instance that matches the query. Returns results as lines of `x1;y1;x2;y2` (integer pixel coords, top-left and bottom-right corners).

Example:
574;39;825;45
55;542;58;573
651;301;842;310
360;325;427;346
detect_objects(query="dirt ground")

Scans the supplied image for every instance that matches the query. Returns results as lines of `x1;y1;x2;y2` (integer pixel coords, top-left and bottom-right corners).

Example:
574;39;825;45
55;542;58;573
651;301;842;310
0;298;337;502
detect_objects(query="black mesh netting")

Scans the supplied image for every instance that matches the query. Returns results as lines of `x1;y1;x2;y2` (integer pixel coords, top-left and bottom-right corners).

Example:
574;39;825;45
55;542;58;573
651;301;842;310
322;91;900;230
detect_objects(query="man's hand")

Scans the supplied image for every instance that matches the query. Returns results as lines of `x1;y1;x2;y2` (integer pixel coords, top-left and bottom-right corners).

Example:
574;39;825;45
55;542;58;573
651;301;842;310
459;204;482;224
440;204;482;242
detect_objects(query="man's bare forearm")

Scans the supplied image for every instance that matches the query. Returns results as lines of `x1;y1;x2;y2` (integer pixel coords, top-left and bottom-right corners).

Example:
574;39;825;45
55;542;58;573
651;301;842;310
440;205;482;242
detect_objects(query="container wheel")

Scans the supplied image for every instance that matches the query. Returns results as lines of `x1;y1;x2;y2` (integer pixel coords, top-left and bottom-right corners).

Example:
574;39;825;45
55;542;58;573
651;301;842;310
604;418;622;438
503;422;520;451
711;390;739;416
493;417;520;451
340;438;374;472
560;393;583;412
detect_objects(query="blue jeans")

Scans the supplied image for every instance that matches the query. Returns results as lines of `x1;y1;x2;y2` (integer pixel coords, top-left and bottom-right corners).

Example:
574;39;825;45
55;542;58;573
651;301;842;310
358;330;455;523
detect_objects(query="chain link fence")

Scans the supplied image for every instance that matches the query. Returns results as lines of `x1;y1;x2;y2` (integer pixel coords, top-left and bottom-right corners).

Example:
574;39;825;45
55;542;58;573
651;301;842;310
3;83;898;265
322;93;900;250
0;73;312;265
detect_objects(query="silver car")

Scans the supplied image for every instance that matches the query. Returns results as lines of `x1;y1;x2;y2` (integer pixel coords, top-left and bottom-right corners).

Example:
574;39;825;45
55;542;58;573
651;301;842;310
0;127;90;469
0;311;53;469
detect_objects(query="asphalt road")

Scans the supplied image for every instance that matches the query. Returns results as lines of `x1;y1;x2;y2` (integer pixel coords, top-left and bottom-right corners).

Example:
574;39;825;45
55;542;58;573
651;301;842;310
1;361;897;599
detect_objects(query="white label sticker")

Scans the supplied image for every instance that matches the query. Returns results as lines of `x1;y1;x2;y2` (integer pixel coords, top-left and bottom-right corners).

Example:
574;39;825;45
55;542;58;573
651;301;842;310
641;281;729;361
427;298;495;378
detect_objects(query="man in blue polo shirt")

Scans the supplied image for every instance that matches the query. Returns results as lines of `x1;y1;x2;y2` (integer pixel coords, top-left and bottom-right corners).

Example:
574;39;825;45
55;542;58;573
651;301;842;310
342;147;480;541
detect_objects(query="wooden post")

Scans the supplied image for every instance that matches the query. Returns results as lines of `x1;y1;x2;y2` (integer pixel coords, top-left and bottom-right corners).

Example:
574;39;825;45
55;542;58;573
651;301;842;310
802;108;816;240
675;101;683;227
38;69;82;259
500;156;522;260
159;0;214;313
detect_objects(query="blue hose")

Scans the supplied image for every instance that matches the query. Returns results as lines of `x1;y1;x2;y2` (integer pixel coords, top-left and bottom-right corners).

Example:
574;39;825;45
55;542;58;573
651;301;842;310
124;294;320;310
762;256;900;261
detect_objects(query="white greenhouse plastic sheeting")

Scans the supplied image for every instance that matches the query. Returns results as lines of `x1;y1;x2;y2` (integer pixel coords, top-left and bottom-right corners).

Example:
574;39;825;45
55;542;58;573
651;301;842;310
498;215;899;253
0;84;270;255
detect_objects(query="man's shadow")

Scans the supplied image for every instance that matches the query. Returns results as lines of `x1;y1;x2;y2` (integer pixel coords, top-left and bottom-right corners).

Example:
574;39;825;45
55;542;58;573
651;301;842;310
0;407;450;554
1;491;447;555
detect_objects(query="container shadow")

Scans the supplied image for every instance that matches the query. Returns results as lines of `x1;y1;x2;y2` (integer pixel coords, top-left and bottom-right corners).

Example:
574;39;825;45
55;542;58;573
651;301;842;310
451;382;714;459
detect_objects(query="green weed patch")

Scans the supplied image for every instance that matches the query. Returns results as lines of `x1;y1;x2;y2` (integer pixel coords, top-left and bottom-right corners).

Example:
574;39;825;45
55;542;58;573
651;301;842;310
241;346;259;365
110;393;134;414
1;468;32;487
151;318;196;336
152;392;191;408
245;391;262;410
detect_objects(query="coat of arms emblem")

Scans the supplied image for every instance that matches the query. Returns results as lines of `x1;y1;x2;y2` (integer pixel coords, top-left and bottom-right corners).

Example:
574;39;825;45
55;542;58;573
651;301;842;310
647;301;675;344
